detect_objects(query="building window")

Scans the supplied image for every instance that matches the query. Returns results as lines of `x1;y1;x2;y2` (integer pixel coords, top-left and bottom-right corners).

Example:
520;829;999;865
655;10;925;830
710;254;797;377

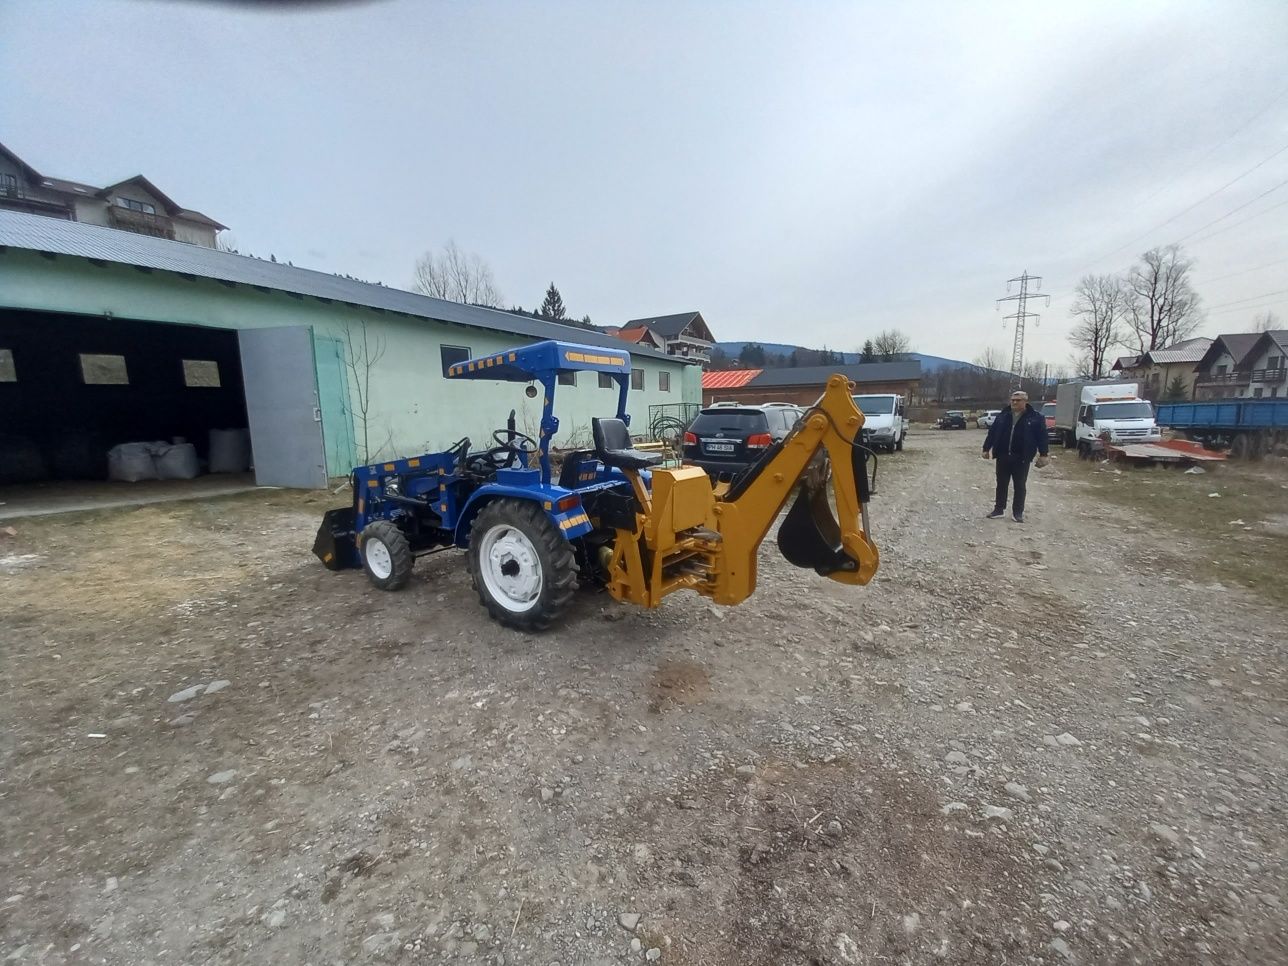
182;359;221;388
1215;364;1228;375
558;371;576;386
631;368;644;390
1269;355;1283;370
80;353;129;385
0;348;15;382
0;173;16;197
117;197;156;215
440;344;471;376
598;372;614;389
659;371;671;392
1253;388;1264;398
1272;388;1280;398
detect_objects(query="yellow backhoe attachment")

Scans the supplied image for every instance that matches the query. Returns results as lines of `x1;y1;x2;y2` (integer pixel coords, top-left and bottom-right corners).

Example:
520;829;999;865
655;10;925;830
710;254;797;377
603;375;879;607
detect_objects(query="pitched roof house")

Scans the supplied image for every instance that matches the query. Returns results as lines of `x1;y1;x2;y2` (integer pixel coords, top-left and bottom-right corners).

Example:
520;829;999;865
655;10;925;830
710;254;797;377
0;142;225;247
615;311;715;361
1194;331;1288;399
1111;337;1212;400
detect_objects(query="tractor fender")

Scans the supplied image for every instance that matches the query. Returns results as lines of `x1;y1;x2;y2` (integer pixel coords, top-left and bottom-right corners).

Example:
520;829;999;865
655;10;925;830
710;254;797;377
454;484;591;548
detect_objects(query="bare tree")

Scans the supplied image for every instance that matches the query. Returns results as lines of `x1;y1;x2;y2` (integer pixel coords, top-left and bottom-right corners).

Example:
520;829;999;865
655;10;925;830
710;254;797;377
342;319;387;464
1253;310;1281;332
970;346;1009;401
1123;245;1203;352
872;328;913;362
412;240;504;307
1068;274;1127;378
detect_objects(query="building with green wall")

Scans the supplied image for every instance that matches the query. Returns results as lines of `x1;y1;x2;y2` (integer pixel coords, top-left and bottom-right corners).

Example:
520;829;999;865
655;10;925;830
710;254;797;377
0;211;701;487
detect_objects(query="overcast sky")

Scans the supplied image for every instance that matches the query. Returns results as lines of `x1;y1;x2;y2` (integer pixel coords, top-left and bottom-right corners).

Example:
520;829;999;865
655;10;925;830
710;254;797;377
4;0;1286;364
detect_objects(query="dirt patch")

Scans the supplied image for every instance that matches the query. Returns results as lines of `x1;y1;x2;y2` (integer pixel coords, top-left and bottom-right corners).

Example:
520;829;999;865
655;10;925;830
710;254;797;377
648;659;711;713
2;436;1287;966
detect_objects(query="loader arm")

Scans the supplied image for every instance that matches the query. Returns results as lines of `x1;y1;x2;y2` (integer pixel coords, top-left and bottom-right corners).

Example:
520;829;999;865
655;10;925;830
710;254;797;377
706;374;878;602
603;375;879;609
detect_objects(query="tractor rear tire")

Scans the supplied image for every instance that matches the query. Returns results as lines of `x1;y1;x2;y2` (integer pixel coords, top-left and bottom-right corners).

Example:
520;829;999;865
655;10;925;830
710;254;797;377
469;498;578;631
360;520;414;591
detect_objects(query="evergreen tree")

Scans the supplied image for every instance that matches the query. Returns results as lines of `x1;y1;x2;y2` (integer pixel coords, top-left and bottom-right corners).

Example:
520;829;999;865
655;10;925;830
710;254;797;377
859;340;876;364
789;349;799;367
1163;375;1188;402
540;283;566;320
739;343;766;367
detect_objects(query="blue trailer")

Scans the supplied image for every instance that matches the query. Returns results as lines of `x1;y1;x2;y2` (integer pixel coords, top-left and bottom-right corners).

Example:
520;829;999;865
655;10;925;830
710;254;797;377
1155;398;1288;459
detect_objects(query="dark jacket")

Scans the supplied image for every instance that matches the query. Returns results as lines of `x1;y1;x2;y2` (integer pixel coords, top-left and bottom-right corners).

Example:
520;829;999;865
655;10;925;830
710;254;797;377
983;404;1049;462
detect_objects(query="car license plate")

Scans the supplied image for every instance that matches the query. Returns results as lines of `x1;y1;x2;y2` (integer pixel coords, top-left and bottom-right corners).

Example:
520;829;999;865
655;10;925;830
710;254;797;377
705;442;735;453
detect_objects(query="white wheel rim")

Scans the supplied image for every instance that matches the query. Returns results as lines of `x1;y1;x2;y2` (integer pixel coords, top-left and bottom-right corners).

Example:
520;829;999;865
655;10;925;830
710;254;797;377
478;523;543;613
365;538;393;579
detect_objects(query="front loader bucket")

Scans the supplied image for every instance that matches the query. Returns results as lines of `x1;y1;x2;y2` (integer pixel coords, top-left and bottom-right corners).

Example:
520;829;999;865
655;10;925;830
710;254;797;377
776;478;859;577
313;507;359;571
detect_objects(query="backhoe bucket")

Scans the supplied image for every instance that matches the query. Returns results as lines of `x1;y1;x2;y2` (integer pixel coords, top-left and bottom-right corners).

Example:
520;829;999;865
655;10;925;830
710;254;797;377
776;476;860;577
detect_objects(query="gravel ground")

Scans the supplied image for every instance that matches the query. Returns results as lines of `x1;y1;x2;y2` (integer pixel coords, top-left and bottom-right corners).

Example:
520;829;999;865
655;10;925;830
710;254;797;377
1;429;1285;965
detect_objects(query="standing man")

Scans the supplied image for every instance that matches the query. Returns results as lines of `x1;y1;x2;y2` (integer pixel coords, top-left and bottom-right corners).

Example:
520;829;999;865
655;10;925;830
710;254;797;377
982;390;1049;523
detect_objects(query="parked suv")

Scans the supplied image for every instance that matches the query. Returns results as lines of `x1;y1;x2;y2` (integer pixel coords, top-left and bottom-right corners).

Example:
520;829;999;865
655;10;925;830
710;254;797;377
937;411;967;429
683;403;803;478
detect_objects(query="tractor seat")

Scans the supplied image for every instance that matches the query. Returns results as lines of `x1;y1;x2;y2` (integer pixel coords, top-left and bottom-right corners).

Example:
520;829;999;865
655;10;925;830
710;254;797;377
592;417;664;471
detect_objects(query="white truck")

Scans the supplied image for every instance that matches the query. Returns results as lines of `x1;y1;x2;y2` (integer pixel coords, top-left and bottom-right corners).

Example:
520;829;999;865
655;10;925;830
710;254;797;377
1054;381;1161;455
852;393;909;452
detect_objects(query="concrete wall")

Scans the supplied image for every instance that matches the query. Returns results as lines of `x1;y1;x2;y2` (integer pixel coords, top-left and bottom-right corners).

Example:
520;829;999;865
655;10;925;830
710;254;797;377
72;197;110;227
0;250;698;476
171;219;218;248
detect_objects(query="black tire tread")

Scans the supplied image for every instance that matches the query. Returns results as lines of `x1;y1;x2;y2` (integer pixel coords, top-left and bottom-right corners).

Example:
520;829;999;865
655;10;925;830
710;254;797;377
361;520;414;591
469;499;578;631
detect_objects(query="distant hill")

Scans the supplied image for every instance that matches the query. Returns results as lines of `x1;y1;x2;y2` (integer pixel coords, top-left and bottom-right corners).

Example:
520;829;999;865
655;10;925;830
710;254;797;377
714;341;979;373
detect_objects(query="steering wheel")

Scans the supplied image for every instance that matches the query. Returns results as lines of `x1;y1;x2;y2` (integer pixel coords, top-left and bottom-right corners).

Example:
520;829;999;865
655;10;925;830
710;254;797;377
491;428;538;454
483;428;539;469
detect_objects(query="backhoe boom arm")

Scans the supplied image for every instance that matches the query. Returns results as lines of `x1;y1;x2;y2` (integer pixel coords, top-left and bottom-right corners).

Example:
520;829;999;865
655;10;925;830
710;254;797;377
604;375;879;608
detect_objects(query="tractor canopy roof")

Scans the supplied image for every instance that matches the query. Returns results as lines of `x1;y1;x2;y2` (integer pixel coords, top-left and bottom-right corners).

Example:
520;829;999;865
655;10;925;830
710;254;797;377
446;340;632;383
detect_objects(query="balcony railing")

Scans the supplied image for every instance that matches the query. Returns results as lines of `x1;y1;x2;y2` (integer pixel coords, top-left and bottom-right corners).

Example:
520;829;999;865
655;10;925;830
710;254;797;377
1198;368;1287;386
1196;372;1251;386
108;205;176;239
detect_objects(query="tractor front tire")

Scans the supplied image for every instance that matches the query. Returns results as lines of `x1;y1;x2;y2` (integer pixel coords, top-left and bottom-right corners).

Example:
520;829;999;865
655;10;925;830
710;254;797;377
360;520;414;591
469;499;578;631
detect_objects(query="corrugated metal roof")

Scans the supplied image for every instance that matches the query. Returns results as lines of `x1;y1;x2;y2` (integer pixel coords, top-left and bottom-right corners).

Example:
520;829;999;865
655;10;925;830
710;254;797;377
746;361;921;387
0;210;685;365
1147;337;1212;365
702;368;763;389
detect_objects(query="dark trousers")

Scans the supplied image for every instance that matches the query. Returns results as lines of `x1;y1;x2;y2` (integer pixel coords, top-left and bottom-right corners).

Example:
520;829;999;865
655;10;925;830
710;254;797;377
994;455;1031;515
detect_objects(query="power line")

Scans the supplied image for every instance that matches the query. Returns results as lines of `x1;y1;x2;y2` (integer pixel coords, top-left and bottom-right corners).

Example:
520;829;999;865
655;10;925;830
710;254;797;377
1175;176;1288;243
1186;196;1288;245
1131;83;1288;211
1200;254;1288;283
1205;288;1288;311
1084;139;1288;267
1207;298;1286;319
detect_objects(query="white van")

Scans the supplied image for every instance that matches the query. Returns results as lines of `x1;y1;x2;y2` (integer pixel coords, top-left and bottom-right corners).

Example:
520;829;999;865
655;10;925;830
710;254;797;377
852;393;908;452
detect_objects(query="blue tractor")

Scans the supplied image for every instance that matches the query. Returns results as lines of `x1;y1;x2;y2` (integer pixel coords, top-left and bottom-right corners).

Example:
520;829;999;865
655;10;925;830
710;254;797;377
314;339;881;630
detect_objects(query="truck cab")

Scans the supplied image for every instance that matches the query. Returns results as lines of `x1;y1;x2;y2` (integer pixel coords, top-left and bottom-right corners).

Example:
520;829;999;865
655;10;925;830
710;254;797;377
852;393;908;452
1076;398;1161;451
